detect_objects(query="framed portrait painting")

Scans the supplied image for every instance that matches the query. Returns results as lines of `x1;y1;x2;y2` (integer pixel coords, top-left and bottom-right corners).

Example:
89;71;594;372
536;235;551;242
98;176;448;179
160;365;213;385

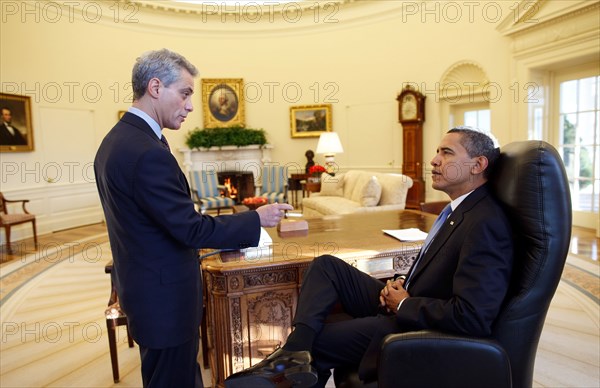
0;93;34;152
290;104;332;138
202;78;245;128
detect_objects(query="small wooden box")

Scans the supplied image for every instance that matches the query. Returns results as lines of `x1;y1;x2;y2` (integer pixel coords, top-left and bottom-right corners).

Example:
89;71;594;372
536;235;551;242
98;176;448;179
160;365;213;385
277;219;308;232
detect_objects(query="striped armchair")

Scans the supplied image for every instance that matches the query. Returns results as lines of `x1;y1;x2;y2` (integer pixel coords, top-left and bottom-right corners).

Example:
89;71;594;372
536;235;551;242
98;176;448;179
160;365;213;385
190;170;235;214
258;165;288;204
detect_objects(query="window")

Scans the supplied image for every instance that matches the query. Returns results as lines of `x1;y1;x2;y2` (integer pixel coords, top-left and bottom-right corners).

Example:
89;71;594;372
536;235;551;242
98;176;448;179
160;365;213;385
464;109;491;132
558;75;599;213
449;102;490;132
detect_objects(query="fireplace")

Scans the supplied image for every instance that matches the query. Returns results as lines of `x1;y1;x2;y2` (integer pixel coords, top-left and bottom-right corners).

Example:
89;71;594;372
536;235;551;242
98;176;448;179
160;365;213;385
218;171;255;204
179;144;274;203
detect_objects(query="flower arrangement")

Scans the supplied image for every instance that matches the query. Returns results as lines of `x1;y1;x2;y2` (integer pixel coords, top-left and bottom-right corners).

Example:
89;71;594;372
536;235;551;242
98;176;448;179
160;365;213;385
308;165;326;176
308;164;326;183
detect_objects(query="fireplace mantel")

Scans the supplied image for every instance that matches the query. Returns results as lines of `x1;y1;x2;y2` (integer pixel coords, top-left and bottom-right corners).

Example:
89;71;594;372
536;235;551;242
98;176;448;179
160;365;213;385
178;145;273;184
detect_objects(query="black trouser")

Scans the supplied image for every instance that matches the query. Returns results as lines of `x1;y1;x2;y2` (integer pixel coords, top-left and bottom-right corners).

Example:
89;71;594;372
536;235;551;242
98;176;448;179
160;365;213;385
293;255;400;387
139;329;203;388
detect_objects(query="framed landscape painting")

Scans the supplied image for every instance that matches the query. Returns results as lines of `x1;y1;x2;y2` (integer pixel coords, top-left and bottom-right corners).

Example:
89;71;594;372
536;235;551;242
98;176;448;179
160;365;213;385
290;104;332;138
0;93;34;152
202;78;245;128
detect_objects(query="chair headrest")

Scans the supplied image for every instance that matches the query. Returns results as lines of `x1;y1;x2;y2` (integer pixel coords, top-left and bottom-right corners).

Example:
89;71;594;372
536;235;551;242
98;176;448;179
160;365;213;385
490;140;572;305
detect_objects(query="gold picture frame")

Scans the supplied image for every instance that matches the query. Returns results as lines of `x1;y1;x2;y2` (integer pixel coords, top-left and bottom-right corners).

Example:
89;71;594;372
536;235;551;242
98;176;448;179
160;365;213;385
290;104;332;138
0;93;34;152
202;78;245;127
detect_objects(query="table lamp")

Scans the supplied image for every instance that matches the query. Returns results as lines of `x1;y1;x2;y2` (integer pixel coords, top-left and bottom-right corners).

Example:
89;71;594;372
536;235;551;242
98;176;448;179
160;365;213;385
316;132;344;174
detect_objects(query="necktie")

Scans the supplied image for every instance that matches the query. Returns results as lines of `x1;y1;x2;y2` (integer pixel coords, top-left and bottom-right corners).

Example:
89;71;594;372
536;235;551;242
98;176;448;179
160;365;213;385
160;135;170;151
405;204;452;287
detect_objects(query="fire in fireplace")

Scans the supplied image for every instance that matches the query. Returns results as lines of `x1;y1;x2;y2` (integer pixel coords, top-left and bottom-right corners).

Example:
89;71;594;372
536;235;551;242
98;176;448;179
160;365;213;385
223;178;238;199
218;171;255;204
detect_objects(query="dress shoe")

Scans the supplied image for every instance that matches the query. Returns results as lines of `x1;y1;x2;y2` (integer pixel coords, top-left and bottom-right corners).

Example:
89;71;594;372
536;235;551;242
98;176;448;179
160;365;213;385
224;348;317;388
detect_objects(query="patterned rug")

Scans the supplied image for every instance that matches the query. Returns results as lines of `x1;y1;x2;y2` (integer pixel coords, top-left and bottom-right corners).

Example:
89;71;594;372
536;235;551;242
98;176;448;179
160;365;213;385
0;237;597;387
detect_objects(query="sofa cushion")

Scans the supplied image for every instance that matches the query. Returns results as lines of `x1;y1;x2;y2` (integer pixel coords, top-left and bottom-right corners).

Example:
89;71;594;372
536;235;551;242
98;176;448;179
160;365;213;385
301;170;413;217
378;173;413;205
303;196;362;215
320;173;344;196
344;171;375;203
360;176;382;207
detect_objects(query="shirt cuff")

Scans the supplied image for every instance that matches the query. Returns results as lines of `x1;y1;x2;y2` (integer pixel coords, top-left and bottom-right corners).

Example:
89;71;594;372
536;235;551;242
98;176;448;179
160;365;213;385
396;297;408;311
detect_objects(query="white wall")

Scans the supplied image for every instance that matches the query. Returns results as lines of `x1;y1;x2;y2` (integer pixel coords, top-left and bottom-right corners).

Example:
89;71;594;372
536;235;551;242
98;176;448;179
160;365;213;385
0;0;588;241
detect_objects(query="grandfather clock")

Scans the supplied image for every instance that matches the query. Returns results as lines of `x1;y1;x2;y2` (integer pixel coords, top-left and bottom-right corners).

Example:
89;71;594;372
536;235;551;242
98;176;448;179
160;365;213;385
397;85;426;209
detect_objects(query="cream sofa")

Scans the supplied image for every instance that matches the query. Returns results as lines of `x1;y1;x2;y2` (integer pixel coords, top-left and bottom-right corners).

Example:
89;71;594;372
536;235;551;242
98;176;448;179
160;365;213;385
302;170;413;217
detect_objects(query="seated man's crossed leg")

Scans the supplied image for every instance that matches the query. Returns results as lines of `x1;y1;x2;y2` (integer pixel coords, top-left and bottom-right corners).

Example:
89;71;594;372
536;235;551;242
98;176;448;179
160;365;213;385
225;255;399;388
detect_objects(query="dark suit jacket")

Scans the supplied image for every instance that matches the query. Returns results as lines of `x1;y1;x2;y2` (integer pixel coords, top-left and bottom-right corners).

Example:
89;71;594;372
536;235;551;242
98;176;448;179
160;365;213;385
94;112;261;349
398;184;514;337
0;123;27;145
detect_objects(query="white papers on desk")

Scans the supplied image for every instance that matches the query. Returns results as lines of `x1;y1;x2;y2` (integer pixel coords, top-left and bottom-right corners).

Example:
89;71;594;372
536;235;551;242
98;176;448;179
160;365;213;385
383;228;428;242
240;227;273;259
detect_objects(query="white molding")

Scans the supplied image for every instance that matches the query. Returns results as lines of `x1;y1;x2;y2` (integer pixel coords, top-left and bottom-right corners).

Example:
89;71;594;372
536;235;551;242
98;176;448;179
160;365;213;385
55;0;408;37
497;0;596;37
0;183;103;245
133;0;353;16
439;60;490;100
179;144;282;187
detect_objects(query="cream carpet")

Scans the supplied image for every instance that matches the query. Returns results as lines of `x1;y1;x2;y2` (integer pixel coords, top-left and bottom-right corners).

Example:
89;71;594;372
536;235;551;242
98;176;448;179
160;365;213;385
1;237;145;387
0;236;598;387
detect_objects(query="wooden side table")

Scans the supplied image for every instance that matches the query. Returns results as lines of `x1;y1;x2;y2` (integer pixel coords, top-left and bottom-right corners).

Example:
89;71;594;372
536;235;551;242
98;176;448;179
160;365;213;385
303;181;321;197
288;173;308;207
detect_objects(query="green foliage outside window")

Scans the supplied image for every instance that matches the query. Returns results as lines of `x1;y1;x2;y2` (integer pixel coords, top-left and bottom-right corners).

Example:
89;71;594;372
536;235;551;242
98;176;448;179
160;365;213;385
563;117;592;189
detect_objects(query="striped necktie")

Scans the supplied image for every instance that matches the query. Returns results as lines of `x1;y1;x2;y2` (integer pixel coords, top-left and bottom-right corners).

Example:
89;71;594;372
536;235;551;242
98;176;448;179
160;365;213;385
405;204;452;288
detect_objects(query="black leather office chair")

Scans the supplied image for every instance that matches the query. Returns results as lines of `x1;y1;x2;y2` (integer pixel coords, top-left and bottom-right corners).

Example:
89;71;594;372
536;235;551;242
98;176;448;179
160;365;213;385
334;141;572;388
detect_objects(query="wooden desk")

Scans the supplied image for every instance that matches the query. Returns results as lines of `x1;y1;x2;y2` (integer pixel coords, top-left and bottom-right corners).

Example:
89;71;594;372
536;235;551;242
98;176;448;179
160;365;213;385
202;210;434;387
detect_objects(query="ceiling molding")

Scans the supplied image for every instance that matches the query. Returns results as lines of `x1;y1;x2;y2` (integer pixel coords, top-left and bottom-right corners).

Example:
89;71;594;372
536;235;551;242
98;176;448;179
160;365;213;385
130;0;355;16
497;0;598;36
63;0;409;37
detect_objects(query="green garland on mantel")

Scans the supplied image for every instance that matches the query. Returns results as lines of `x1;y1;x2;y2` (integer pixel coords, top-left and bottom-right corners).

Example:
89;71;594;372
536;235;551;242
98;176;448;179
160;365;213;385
185;125;268;149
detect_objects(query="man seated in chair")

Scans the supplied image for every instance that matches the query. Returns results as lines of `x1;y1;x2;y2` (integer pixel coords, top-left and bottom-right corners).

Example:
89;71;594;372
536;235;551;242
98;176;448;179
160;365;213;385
225;127;514;388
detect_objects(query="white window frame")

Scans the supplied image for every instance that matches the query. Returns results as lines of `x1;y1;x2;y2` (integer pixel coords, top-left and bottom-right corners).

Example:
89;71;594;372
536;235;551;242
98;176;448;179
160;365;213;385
551;63;599;228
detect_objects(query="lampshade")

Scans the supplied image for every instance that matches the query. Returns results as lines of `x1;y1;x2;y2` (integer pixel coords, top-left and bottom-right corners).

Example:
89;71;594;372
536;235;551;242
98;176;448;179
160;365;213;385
316;132;344;155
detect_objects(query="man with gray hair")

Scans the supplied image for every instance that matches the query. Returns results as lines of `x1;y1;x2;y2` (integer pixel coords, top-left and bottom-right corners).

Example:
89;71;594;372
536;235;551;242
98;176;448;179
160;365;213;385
95;49;291;387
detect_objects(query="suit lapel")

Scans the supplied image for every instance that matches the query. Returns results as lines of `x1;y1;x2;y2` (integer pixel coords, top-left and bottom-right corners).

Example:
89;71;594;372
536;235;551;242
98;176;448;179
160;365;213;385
120;112;191;195
409;185;490;284
121;112;163;146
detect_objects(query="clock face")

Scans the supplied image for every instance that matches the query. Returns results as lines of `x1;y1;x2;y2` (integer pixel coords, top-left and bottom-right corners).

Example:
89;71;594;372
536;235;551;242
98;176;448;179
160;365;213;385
401;94;417;121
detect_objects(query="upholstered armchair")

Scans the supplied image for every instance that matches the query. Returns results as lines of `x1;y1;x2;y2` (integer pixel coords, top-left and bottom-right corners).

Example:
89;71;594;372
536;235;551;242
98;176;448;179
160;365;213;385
189;170;235;214
334;141;572;388
258;165;288;204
